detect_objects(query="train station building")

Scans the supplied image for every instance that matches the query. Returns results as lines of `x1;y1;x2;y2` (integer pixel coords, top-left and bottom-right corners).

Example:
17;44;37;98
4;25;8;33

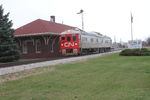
14;17;75;58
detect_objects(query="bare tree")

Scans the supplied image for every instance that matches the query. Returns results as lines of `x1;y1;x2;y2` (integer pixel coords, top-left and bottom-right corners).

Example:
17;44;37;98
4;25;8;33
147;37;150;46
142;41;147;47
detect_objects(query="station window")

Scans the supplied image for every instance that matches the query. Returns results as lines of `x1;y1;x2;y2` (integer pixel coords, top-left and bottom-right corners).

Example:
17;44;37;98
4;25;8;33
67;36;71;41
72;35;76;41
35;39;41;53
23;41;28;54
61;36;65;40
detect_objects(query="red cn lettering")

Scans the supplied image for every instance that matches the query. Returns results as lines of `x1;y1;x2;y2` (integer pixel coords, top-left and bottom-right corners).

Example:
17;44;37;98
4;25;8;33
64;42;75;47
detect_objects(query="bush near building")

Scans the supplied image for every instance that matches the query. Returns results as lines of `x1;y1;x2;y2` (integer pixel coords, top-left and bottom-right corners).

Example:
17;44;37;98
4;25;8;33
120;48;150;56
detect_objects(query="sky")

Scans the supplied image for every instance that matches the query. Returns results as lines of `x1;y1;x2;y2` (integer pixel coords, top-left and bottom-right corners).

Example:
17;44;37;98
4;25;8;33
1;0;150;42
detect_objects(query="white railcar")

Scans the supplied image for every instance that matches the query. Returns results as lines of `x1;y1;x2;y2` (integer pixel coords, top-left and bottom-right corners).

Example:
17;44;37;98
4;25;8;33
60;29;112;55
80;31;112;53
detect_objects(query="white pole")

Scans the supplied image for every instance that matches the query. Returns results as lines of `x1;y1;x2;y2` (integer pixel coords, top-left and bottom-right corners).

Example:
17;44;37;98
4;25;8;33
131;20;133;41
131;12;133;41
77;9;84;30
81;11;84;30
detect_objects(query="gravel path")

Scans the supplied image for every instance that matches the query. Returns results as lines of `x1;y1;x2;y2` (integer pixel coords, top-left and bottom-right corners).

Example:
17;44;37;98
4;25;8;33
0;51;120;75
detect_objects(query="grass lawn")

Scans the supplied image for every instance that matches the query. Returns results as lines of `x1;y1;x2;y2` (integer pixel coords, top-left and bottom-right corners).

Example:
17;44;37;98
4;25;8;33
0;53;150;100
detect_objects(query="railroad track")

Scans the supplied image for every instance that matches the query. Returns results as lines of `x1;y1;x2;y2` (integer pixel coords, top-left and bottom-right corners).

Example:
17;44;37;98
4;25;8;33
0;57;67;68
0;50;121;75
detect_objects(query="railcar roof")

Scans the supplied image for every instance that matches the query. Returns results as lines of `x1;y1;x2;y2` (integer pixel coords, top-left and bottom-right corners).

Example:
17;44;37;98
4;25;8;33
61;29;111;40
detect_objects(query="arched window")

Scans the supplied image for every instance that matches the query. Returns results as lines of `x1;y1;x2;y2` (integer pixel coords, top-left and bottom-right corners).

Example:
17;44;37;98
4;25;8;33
35;39;41;53
23;41;28;54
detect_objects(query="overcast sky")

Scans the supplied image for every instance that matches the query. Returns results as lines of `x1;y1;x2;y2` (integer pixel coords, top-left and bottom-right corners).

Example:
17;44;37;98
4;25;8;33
1;0;150;42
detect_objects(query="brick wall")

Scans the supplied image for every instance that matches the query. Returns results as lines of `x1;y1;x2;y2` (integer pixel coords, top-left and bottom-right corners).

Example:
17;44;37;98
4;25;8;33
15;35;62;59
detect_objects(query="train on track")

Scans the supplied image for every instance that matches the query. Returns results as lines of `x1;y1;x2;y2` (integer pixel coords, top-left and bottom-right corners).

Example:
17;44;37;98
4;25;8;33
60;29;112;56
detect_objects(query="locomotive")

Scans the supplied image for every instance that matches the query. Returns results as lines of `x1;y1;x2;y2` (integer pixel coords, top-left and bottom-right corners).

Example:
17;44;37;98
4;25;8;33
60;28;112;56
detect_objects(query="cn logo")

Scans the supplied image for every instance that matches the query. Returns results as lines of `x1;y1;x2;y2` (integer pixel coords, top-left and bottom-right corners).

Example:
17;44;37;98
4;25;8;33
64;42;75;47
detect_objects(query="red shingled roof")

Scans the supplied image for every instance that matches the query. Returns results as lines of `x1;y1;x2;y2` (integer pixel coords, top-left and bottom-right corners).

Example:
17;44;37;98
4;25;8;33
14;19;75;36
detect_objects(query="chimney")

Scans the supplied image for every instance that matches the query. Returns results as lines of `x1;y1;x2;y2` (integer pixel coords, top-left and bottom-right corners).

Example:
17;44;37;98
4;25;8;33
50;16;55;22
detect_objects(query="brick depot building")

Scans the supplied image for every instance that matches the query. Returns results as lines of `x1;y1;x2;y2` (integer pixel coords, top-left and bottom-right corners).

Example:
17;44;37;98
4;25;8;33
14;17;75;58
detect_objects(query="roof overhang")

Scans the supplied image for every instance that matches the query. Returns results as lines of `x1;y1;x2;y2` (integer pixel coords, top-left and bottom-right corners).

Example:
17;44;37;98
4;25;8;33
14;32;60;38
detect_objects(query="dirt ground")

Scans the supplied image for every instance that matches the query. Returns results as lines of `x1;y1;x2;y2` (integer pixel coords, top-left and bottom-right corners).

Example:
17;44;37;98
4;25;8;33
0;66;55;83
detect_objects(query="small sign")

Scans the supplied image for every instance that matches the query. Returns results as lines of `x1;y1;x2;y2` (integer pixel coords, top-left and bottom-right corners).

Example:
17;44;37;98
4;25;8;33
128;40;142;49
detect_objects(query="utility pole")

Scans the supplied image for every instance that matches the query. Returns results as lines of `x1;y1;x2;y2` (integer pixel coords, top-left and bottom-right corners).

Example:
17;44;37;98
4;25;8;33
77;9;84;30
131;12;133;41
114;36;116;43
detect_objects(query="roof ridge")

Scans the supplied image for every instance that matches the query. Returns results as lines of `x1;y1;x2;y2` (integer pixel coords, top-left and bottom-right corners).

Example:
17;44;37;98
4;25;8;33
42;19;75;28
16;19;42;29
14;19;75;36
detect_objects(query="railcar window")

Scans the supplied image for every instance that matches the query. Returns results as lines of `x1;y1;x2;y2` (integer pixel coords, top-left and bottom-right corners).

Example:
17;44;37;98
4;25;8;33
82;37;87;42
73;35;76;41
91;38;94;42
105;40;109;43
67;36;71;41
61;37;65;40
85;38;87;41
96;39;98;42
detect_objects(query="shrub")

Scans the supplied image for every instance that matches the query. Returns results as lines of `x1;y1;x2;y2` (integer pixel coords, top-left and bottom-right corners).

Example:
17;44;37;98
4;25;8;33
140;48;150;56
120;48;150;56
119;49;133;56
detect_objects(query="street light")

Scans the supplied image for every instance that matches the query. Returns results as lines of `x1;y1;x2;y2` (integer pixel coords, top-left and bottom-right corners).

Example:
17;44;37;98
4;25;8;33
131;12;133;41
77;9;84;30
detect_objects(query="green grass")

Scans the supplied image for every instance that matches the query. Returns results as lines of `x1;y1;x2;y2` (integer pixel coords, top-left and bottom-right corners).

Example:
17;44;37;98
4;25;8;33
0;53;150;100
